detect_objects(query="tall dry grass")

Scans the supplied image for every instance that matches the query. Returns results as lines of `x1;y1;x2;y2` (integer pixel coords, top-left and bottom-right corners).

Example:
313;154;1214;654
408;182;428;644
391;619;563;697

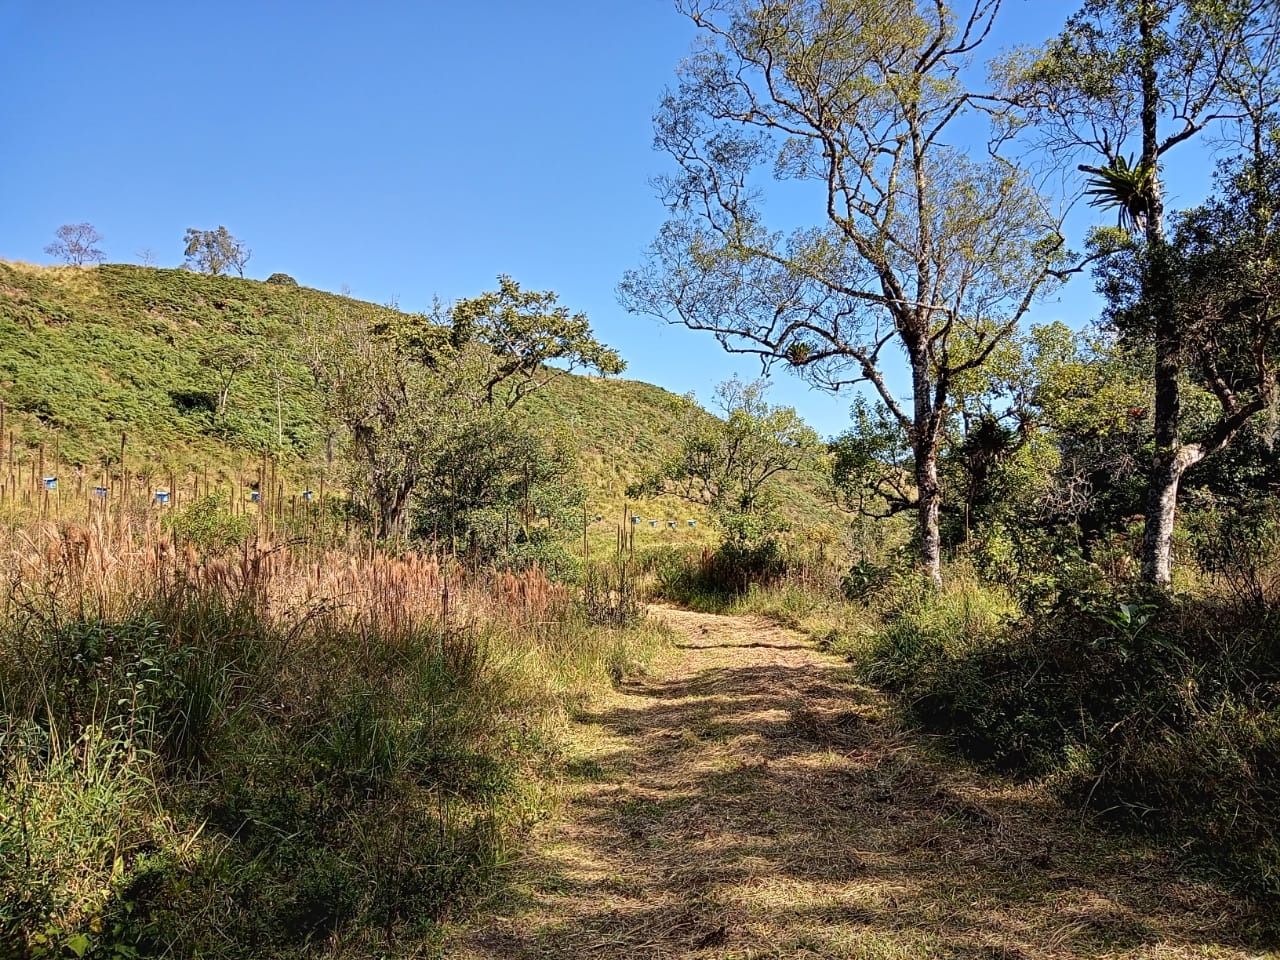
0;514;663;959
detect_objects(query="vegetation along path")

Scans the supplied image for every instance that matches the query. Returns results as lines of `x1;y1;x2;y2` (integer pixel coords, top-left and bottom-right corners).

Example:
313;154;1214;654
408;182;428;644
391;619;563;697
452;606;1273;960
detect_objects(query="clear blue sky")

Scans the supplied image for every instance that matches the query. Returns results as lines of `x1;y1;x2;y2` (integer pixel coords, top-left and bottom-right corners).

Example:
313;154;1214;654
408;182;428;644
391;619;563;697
0;2;1215;439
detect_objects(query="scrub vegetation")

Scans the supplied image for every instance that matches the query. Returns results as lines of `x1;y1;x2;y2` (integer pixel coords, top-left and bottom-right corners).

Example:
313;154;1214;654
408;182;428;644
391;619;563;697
6;0;1280;956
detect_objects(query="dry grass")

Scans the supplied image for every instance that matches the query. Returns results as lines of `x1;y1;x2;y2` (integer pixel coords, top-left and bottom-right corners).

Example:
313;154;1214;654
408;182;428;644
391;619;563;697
0;511;667;956
0;515;568;638
449;606;1279;960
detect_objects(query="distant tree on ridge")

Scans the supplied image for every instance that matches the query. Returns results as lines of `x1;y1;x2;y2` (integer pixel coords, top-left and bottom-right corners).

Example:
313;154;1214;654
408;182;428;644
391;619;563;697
183;226;251;277
45;223;105;265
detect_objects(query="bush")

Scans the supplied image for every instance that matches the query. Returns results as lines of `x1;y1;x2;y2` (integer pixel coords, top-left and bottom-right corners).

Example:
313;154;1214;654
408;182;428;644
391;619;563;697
265;273;298;286
162;494;253;551
644;539;788;609
862;581;1280;899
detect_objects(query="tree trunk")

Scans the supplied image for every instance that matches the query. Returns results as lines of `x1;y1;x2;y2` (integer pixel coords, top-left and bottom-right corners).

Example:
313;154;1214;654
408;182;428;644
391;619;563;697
915;449;943;586
377;482;412;540
910;345;944;586
1141;443;1209;587
1137;0;1179;588
1140;450;1183;587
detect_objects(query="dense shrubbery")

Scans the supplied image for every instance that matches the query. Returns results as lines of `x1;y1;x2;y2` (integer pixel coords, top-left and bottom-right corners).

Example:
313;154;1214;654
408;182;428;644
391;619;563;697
849;572;1280;898
644;539;788;609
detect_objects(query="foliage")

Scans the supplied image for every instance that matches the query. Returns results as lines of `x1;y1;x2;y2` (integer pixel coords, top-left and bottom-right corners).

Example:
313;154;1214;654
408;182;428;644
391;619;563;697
265;273;297;286
305;303;452;537
414;417;585;574
0;262;336;468
997;0;1280;586
45;223;105;266
629;378;819;547
183;226;251;278
836;545;1280;900
161;494;253;551
308;278;621;541
0;540;666;958
0;262;836;561
1081;154;1157;231
440;275;625;407
622;0;1065;582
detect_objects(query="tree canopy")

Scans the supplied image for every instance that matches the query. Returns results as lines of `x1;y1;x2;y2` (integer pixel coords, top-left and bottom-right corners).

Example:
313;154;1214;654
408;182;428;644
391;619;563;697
621;0;1065;583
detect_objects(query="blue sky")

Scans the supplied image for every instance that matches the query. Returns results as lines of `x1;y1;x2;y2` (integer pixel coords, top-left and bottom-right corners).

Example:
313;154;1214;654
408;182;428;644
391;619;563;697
0;2;1218;439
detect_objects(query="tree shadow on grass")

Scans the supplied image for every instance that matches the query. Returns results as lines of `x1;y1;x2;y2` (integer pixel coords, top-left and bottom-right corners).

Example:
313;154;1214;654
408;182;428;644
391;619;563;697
458;614;1278;960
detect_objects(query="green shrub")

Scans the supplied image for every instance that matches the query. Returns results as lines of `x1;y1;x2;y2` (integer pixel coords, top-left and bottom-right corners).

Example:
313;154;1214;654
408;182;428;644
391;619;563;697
161;494;254;551
863;579;1280;899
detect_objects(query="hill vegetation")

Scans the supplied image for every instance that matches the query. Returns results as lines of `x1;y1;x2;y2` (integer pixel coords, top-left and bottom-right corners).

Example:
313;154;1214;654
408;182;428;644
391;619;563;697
6;0;1280;954
0;260;835;548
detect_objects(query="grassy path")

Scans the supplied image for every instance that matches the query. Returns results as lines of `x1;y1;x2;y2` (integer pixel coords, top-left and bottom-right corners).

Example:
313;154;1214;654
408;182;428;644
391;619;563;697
450;605;1274;959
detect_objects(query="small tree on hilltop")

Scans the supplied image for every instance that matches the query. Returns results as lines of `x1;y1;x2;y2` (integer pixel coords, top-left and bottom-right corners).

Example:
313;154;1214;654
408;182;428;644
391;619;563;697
45;223;105;266
184;226;251;277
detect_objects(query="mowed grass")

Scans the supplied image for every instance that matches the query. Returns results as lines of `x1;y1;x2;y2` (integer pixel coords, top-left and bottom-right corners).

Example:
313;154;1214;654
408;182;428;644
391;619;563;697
451;605;1279;960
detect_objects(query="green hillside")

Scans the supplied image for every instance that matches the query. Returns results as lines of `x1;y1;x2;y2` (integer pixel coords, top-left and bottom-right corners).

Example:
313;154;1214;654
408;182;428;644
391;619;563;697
0;260;837;542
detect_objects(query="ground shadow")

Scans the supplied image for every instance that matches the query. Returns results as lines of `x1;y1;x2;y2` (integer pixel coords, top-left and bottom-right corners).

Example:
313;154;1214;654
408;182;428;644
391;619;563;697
454;607;1277;960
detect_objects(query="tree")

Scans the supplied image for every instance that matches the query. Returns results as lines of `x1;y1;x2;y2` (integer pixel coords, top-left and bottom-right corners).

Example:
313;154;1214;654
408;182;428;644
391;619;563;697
1095;145;1280;534
183;226;251;277
306;305;452;538
442;275;626;407
629;378;820;543
620;0;1065;584
1000;0;1280;586
200;342;257;419
414;417;584;570
45;223;104;265
309;281;622;540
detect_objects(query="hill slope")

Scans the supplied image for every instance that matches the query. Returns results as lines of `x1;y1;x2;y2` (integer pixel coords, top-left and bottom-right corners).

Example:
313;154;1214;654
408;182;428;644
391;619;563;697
0;260;837;541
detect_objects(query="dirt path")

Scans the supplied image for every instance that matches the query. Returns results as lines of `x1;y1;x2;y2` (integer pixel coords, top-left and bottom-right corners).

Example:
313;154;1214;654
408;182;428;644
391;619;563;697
451;606;1274;959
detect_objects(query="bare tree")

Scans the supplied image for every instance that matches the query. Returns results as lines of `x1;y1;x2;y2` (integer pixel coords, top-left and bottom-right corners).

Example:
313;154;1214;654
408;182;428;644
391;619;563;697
45;223;105;265
620;0;1065;584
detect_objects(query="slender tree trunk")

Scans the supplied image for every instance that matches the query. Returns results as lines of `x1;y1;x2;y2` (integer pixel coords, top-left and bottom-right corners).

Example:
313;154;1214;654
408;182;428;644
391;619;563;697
910;346;944;586
1136;0;1179;587
915;450;943;586
1141;241;1181;587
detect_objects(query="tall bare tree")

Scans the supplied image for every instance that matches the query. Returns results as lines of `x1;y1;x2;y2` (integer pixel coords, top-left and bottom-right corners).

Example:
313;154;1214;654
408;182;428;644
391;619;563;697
621;0;1064;584
45;223;105;265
